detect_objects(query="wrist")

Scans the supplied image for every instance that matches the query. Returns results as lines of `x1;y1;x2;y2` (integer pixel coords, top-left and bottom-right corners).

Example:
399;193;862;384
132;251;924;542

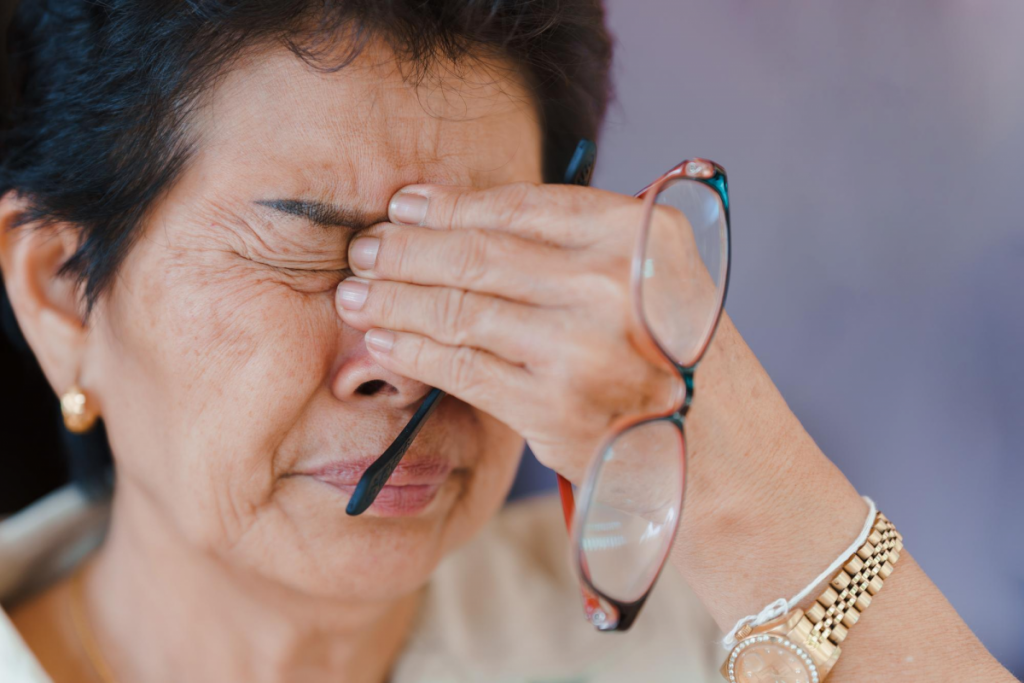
670;314;866;631
667;316;1017;682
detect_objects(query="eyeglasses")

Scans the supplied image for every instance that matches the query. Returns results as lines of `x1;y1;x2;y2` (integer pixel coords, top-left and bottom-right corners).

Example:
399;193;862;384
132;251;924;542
557;158;731;631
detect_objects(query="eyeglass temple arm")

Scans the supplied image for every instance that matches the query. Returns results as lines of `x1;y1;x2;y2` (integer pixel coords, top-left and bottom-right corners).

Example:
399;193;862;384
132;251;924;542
345;388;446;515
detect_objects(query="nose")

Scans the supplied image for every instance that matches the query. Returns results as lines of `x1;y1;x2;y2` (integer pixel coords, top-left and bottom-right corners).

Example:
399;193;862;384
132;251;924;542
331;336;432;409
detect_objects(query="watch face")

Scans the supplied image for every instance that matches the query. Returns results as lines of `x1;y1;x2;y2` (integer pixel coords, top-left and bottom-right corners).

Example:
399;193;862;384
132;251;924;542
727;635;819;683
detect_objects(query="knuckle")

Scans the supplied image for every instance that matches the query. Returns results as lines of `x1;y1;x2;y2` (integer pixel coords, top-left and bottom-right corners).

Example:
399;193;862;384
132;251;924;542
605;201;648;245
449;346;481;395
563;187;642;245
375;283;401;323
380;229;412;277
648;203;693;246
404;334;430;370
438;288;474;344
453;230;491;286
612;199;646;225
650;202;683;228
558;185;596;220
490;182;537;229
448;190;472;230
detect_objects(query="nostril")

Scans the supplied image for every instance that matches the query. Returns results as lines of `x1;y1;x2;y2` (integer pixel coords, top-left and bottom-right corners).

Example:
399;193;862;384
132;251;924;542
355;379;396;397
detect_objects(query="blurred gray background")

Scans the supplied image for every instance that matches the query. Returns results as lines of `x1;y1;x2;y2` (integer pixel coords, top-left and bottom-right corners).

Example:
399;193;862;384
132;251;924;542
510;0;1024;673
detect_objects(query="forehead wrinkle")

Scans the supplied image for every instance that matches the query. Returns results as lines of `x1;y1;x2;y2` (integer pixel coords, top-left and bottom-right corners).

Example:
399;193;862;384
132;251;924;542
191;41;542;223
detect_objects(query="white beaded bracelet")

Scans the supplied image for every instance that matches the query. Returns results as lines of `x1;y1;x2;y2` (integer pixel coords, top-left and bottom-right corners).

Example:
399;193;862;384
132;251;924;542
721;496;878;650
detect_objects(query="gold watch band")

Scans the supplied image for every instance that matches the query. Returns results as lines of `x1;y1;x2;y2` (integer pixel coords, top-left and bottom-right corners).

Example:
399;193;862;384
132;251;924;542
722;510;903;682
794;512;903;660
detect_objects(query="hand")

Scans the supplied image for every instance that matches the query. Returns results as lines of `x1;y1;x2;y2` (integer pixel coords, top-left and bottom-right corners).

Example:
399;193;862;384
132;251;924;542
335;182;682;483
337;184;1017;683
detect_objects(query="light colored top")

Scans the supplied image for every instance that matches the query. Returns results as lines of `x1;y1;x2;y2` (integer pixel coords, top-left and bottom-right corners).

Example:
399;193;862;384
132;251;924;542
0;487;723;682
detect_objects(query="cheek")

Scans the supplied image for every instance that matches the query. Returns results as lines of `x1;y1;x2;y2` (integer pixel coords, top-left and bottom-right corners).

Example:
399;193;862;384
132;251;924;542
96;244;343;548
164;259;332;395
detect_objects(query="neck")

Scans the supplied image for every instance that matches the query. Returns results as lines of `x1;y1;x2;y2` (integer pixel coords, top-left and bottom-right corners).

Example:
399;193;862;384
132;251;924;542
83;485;419;683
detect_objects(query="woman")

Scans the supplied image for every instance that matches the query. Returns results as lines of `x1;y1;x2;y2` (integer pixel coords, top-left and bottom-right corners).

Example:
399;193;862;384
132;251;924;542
0;1;1015;681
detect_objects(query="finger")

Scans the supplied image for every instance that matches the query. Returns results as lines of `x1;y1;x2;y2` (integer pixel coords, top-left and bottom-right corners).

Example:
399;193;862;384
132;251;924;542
348;223;583;305
336;278;551;365
387;182;640;248
362;328;530;415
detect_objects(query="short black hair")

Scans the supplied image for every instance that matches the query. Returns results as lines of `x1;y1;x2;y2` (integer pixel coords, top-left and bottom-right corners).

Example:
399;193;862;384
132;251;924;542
0;0;612;503
0;0;613;312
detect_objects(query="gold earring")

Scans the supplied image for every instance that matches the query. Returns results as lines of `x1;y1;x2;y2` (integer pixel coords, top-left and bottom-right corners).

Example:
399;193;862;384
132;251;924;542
61;384;98;434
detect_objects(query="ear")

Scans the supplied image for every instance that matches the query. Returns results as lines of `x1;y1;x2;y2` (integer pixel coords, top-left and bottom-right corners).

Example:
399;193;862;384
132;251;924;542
0;191;91;399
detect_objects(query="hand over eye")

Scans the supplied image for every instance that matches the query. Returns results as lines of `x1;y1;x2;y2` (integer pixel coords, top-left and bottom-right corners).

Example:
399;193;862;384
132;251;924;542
335;182;683;483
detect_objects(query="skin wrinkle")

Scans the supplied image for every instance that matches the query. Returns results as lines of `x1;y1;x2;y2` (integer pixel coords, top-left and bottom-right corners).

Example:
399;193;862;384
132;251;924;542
400;54;538;184
2;20;1015;682
2;33;1007;683
178;264;263;392
203;186;355;275
159;214;345;419
5;37;543;683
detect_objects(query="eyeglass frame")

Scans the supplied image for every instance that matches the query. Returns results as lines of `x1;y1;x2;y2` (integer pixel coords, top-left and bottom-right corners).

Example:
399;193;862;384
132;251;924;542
556;158;731;632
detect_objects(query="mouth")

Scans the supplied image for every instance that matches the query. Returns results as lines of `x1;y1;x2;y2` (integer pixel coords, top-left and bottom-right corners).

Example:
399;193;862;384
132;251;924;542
296;457;455;517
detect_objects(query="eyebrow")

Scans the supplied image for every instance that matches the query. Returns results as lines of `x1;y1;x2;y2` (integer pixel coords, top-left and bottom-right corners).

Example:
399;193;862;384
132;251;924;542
256;199;387;230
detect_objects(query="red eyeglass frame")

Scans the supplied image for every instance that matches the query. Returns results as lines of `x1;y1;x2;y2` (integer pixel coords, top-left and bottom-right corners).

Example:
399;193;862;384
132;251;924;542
556;158;731;632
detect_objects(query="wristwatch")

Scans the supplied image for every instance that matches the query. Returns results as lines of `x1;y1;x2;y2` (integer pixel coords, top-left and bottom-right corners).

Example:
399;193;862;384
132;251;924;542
721;512;902;683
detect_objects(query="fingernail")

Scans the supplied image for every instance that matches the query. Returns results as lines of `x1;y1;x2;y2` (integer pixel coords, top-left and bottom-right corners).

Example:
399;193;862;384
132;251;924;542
350;237;380;271
365;329;395;353
389;192;428;225
336;277;369;311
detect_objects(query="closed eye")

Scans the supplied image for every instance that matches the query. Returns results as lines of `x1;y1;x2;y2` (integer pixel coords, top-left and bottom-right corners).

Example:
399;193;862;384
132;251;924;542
234;251;354;293
275;264;354;281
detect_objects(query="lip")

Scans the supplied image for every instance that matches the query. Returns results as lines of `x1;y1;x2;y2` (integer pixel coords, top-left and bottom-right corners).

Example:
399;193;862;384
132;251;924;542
298;457;454;517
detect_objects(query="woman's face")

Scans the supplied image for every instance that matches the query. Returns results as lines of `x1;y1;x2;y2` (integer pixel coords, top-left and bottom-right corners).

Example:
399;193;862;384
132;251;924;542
82;45;539;600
